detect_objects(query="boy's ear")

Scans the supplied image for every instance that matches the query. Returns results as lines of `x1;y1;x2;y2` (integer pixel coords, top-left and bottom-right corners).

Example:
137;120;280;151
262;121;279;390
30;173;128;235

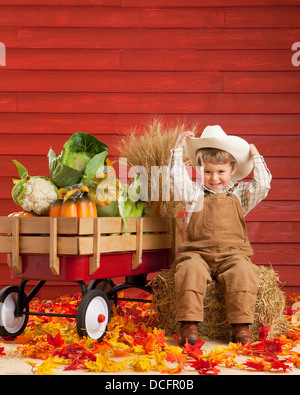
231;165;237;176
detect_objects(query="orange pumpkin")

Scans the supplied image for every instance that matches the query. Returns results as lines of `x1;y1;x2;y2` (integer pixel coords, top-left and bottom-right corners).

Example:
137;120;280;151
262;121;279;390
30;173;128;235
49;196;97;218
8;211;36;217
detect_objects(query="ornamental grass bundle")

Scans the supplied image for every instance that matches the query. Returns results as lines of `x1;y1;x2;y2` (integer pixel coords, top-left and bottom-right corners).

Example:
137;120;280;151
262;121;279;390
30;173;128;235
116;116;197;217
150;265;289;341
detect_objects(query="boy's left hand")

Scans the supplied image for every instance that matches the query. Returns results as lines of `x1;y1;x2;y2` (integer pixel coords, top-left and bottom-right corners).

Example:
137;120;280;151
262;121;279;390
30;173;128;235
249;144;260;157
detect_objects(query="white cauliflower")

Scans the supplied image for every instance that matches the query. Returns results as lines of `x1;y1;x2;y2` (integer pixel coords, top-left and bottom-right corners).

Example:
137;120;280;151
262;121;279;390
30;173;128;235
21;177;58;215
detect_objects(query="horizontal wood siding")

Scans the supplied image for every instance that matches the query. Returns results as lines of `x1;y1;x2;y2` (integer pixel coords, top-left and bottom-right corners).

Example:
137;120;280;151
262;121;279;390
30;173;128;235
0;0;299;296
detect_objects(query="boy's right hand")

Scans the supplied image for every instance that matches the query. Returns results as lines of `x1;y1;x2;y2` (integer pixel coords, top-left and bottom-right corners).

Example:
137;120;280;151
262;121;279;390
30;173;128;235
175;131;194;149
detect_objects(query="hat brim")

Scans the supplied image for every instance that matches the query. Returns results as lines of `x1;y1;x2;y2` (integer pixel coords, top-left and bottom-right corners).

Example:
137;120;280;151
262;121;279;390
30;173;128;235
184;135;253;182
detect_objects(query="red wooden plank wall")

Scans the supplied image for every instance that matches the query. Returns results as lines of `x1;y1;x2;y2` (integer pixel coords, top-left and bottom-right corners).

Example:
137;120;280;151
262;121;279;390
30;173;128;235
0;0;300;296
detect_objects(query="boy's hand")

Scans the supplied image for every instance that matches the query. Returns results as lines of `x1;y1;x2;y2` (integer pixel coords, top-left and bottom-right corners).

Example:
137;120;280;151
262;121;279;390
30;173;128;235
175;131;194;149
249;144;260;157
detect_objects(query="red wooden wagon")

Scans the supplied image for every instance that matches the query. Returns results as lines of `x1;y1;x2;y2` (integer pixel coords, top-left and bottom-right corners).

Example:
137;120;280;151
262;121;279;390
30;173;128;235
0;216;181;342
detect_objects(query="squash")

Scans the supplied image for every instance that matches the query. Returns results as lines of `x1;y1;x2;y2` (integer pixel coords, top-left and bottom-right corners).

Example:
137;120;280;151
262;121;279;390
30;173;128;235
105;158;116;177
8;211;37;217
49;195;97;218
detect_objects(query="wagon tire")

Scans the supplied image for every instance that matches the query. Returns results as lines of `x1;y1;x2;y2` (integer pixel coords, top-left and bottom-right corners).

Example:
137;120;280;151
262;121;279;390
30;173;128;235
0;286;29;338
76;290;111;342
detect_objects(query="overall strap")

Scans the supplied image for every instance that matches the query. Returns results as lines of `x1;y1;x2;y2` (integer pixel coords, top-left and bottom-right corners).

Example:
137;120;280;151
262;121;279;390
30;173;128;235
203;182;239;197
226;182;239;195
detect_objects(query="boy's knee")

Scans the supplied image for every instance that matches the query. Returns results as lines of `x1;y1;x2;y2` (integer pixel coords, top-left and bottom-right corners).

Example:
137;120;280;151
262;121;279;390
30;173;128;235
174;254;211;294
219;258;259;294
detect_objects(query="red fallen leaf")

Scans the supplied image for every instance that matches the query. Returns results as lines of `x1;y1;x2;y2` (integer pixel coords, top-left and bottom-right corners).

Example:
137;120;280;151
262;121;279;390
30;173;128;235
267;358;292;372
244;357;291;373
182;338;205;360
0;346;6;356
245;325;284;359
55;343;96;362
64;358;86;371
166;351;187;364
264;339;283;359
47;333;64;348
259;324;270;341
190;358;220;375
249;338;283;359
244;358;267;371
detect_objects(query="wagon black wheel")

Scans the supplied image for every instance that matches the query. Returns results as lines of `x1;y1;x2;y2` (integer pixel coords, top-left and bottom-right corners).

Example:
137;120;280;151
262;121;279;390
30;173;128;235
88;278;116;308
0;286;29;338
88;278;115;293
76;290;111;342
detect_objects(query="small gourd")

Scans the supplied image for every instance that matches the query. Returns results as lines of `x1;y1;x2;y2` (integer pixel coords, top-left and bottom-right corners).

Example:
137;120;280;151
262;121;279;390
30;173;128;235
8;211;37;217
49;185;97;218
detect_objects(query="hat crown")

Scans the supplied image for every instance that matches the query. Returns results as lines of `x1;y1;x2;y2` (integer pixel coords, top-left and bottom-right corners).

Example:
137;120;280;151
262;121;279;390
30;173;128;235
201;125;227;139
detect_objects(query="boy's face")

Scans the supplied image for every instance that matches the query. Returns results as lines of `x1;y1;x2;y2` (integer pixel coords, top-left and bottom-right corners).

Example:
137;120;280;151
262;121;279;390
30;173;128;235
203;161;237;192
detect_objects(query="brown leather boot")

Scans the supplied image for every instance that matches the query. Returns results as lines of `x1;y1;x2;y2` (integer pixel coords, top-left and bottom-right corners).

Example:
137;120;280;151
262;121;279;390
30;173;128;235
231;324;254;345
179;322;199;346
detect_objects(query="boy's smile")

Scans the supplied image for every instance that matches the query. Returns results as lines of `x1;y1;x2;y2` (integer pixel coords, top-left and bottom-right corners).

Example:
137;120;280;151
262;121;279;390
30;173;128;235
203;162;237;192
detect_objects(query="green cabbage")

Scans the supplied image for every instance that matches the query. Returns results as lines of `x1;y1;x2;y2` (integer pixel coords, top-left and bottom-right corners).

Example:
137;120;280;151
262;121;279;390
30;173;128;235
48;132;109;188
61;132;108;172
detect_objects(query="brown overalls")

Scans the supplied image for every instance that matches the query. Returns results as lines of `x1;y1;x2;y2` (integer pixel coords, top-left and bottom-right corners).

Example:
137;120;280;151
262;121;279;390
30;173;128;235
174;189;260;325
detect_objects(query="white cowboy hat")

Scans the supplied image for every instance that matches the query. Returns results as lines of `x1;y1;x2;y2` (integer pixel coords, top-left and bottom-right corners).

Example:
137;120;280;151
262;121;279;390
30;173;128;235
184;125;253;182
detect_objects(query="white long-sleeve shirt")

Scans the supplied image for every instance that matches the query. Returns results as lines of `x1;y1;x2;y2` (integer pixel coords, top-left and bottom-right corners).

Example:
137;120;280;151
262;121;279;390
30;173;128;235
168;148;272;226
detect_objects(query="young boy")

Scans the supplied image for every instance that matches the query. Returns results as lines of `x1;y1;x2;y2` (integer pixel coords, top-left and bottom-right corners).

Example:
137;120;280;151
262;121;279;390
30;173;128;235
168;125;272;345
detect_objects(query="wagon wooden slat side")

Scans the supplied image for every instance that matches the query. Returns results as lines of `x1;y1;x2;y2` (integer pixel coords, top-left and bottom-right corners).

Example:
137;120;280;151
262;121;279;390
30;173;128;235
0;216;182;277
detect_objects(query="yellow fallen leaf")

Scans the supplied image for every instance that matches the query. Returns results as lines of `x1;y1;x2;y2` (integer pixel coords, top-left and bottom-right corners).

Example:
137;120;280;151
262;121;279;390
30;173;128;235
36;357;65;375
152;349;167;371
123;321;138;333
132;344;145;354
85;351;129;373
130;355;152;372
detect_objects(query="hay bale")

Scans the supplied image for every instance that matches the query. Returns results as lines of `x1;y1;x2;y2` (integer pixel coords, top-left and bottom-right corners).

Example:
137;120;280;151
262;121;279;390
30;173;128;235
150;265;289;341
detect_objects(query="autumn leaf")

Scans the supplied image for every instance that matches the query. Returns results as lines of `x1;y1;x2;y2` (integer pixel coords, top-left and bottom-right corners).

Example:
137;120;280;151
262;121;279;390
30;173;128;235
36;357;65;375
259;324;270;341
152;349;168;371
0;346;5;356
130;355;153;372
107;338;131;355
182;338;205;360
166;350;187;364
244;357;271;372
190;358;220;375
268;358;291;372
47;333;64;348
123;321;138;334
63;358;85;371
132;344;145;354
161;364;183;374
224;356;245;370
